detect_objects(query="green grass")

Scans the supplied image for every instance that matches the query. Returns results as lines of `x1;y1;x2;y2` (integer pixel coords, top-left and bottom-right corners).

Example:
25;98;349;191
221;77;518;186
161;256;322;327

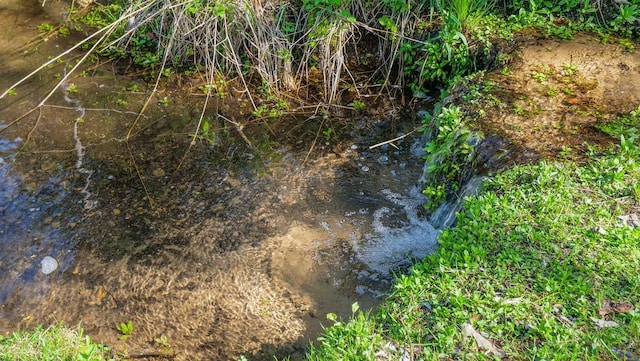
0;324;113;361
308;131;640;360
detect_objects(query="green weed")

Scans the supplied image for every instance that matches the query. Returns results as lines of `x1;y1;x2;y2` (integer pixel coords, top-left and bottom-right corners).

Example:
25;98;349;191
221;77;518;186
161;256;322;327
307;303;385;361
562;62;578;76
199;78;228;98
115;321;133;340
595;107;640;140
153;334;171;349
322;127;333;142
196;119;216;146
37;23;54;33
0;324;113;361
421;101;476;211
352;100;365;112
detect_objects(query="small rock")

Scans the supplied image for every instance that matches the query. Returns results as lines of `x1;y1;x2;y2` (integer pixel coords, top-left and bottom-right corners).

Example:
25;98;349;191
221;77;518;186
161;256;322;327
41;256;58;275
152;168;165;177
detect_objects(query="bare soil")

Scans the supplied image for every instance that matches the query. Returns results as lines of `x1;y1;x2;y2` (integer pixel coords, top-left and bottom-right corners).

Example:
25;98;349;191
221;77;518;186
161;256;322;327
472;34;640;163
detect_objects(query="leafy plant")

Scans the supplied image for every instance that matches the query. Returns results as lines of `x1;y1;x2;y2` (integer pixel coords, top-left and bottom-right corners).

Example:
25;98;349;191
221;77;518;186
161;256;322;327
126;83;141;92
66;83;78;93
322;127;334;142
308;302;384;360
546;86;558;97
0;324;113;360
437;0;493;29
153;334;171;348
421;102;476;210
37;23;54;33
595;106;640;140
198;78;228;98
532;64;553;83
562;62;578;76
352;100;365;112
194;119;217;146
116;321;133;340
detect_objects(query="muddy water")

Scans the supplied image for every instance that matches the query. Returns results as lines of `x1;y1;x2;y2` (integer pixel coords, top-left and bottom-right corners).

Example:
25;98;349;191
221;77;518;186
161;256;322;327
0;2;438;360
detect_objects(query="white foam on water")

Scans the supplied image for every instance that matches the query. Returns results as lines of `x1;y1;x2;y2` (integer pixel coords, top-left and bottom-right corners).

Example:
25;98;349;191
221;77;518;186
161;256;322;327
353;187;438;276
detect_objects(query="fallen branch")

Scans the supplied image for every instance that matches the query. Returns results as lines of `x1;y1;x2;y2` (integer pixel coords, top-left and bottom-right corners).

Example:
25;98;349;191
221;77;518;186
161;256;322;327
368;125;422;150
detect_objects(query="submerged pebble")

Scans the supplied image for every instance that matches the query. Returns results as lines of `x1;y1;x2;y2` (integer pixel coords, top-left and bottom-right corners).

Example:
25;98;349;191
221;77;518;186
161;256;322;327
152;168;166;177
40;256;58;275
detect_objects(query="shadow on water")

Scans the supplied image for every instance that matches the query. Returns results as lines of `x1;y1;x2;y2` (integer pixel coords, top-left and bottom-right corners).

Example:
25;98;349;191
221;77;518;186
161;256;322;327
0;3;439;360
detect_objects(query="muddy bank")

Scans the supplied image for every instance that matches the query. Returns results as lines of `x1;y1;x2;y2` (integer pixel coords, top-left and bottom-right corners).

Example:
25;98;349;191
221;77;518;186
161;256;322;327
471;33;640;163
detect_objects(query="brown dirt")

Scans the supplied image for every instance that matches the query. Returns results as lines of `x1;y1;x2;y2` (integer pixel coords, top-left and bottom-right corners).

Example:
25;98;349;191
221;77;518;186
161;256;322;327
470;34;640;164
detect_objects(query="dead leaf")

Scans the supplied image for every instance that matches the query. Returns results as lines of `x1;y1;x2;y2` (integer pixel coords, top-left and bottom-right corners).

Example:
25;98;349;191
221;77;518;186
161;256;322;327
503;297;524;305
374;342;410;361
612;302;634;313
619;213;640;227
96;286;107;300
590;317;619;328
600;300;635;316
462;322;506;358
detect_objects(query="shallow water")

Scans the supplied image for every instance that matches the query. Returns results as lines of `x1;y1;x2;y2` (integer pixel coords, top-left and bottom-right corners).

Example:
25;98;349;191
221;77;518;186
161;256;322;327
0;2;438;360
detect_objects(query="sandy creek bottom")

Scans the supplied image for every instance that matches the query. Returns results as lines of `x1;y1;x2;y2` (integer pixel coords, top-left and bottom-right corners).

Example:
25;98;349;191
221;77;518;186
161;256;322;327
0;96;437;360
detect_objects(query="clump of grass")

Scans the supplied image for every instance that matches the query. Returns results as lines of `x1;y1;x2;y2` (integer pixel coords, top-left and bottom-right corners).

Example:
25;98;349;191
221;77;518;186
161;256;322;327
307;303;385;361
0;323;113;361
308;130;640;360
437;0;493;29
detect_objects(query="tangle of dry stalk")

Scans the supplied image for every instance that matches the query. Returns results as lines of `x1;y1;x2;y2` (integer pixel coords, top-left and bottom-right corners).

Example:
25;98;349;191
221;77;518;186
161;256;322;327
2;0;436;120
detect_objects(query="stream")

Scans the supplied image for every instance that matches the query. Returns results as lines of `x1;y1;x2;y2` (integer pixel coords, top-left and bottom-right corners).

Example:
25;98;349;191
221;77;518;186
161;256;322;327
0;2;442;360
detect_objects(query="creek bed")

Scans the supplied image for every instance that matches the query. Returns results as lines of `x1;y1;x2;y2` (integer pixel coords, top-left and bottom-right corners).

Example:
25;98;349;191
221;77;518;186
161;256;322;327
0;5;438;359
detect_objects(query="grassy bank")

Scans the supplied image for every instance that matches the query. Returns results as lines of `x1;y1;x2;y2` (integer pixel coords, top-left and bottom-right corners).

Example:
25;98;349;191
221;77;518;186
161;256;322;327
0;324;113;361
308;117;640;359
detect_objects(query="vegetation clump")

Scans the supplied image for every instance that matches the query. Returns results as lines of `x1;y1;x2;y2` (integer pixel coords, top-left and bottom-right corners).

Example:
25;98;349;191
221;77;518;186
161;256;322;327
0;324;113;361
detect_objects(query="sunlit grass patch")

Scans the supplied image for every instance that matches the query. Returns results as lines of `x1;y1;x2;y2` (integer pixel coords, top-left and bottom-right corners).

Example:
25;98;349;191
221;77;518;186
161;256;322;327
0;323;113;361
